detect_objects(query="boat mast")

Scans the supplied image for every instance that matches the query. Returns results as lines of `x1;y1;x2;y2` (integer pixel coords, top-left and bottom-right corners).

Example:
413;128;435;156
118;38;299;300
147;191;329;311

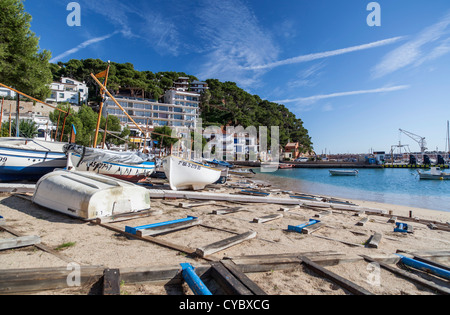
93;62;111;148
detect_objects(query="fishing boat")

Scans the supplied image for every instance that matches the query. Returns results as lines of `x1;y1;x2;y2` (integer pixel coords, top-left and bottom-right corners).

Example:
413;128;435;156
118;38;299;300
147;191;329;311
329;169;359;176
279;164;294;169
417;167;450;180
65;144;155;183
0;137;67;182
33;169;151;220
229;168;256;177
162;155;221;191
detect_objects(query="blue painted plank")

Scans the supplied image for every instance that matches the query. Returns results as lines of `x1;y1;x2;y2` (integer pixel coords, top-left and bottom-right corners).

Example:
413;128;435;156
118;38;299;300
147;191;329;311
180;263;212;295
394;222;413;233
125;216;197;235
288;219;320;233
396;254;450;280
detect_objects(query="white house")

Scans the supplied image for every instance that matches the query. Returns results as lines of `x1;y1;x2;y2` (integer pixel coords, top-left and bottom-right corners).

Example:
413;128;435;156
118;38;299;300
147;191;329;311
0;87;17;98
46;77;88;105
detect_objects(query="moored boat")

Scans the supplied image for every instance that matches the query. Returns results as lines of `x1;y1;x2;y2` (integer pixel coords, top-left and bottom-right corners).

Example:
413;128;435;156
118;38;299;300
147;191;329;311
0;137;67;182
163;155;221;191
329;169;359;176
418;167;450;180
32;169;151;220
65;144;155;183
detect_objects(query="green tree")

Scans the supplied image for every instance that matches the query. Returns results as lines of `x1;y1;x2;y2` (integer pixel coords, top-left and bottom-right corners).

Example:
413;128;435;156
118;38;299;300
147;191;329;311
7;119;38;138
0;0;53;100
152;126;179;149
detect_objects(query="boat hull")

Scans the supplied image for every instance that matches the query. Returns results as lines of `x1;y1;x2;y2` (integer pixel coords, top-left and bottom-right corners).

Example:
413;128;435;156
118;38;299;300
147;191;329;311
329;170;358;176
68;152;155;183
0;138;67;182
32;170;151;220
163;156;221;191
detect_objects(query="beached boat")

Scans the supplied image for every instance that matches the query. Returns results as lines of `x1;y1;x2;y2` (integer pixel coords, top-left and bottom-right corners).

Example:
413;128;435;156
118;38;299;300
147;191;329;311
329;169;359;176
0;137;67;182
162;155;221;191
65;144;155;183
417;167;450;180
32;169;151;220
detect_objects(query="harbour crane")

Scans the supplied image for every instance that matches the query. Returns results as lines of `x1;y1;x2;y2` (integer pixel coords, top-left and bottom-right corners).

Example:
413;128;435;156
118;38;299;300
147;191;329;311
399;129;427;154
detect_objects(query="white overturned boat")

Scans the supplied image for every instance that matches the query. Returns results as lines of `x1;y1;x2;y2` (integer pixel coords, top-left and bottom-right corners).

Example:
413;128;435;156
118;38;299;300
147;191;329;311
418;167;450;180
329;169;359;176
32;169;151;220
0;137;67;182
65;144;155;183
163;155;221;191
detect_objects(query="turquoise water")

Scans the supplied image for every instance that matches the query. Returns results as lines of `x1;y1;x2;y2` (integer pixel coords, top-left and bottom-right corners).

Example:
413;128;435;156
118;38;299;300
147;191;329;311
254;168;450;212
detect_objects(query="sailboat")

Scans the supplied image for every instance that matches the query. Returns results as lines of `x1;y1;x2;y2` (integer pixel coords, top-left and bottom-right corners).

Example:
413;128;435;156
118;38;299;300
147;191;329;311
0;137;67;182
162;155;221;191
65;144;155;183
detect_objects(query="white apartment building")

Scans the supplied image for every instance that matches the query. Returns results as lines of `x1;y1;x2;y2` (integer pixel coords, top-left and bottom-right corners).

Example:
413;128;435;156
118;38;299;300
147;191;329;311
203;128;259;161
46;77;88;105
0;87;17;98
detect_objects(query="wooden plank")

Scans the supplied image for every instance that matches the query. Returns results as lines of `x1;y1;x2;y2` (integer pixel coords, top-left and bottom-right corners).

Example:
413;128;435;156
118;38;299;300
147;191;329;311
196;231;257;258
302;222;325;234
253;213;283;223
388;216;397;223
0;235;40;250
103;269;120;295
357;217;369;226
220;259;267;295
137;218;202;237
95;209;162;224
178;201;216;208
361;255;450;295
212;207;244;215
314;211;332;218
210;262;253;295
0;266;105;294
300;256;373;295
367;232;382;248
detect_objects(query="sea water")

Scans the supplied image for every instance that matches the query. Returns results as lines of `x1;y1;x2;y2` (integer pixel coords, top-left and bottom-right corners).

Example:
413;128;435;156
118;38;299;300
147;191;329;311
253;168;450;212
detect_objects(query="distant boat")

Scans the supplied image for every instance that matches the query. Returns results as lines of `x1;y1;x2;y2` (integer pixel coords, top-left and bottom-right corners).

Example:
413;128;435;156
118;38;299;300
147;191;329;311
229;168;256;177
65;144;155;183
33;169;151;220
418;167;450;180
0;137;67;182
206;159;234;168
279;164;294;169
329;169;359;176
163;155;221;191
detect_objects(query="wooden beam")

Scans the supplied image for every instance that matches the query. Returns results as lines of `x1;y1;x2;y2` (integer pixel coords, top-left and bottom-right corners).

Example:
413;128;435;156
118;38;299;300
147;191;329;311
212;207;244;215
366;232;382;248
210;262;253;295
196;231;257;258
137;218;202;237
357;217;369;226
220;259;267;295
253;213;283;224
314;210;332;218
103;269;120;295
300;256;373;295
0;235;40;250
302;222;325;234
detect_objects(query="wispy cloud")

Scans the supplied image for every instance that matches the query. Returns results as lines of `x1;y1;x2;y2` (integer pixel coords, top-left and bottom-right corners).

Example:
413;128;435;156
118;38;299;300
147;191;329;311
194;0;279;87
274;85;410;105
372;12;450;78
50;31;119;63
242;37;404;71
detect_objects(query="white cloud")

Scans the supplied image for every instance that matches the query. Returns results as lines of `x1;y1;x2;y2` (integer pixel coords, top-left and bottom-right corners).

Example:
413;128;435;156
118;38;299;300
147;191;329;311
242;36;404;71
372;12;450;78
194;0;279;87
50;31;119;63
274;85;410;105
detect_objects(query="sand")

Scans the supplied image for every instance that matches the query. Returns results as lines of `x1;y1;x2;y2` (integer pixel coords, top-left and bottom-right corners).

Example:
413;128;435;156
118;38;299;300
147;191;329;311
0;174;449;295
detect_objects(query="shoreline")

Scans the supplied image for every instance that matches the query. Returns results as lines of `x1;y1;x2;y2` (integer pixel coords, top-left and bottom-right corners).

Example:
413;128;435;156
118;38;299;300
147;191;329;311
252;170;450;215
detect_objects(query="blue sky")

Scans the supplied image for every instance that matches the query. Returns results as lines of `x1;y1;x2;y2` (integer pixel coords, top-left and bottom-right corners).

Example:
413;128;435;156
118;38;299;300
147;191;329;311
24;0;450;154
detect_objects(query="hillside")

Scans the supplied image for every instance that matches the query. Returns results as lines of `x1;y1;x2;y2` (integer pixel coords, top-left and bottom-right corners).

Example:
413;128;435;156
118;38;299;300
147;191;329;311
50;59;313;151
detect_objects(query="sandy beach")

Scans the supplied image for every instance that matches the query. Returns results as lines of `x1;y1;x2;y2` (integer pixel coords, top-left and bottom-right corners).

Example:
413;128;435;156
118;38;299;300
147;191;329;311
0;173;449;295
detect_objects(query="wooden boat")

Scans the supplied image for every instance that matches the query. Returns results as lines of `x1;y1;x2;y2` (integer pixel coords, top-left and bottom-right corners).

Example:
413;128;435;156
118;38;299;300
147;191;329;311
162;155;221;191
329;169;359;176
418;167;450;180
32;169;151;220
0;137;67;182
279;164;294;169
229;168;255;177
65;145;155;183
